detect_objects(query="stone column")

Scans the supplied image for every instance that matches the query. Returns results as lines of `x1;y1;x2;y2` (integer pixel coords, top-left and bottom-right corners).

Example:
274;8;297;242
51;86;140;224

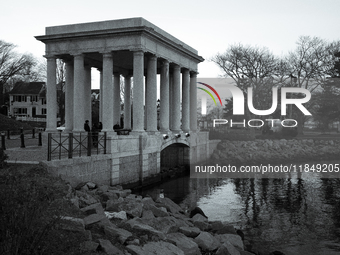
73;54;85;132
190;72;197;131
85;66;92;126
124;75;131;129
102;52;114;132
182;69;190;132
45;55;57;132
113;73;121;127
98;69;103;122
132;50;144;132
146;55;157;132
172;64;181;132
64;60;74;132
160;60;169;132
169;73;173;129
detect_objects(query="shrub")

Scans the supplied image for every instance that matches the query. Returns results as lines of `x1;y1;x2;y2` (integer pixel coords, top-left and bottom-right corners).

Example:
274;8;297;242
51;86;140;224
0;165;85;255
0;148;8;168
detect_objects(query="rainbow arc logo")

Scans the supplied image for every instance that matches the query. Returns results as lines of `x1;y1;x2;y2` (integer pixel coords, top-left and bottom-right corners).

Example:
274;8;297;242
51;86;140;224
197;82;222;106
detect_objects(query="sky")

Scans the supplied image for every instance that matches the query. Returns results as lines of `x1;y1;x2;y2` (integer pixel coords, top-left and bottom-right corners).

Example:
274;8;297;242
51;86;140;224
2;0;340;80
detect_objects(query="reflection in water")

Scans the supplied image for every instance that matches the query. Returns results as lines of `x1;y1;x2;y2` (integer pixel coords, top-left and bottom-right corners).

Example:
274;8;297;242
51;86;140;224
136;164;340;255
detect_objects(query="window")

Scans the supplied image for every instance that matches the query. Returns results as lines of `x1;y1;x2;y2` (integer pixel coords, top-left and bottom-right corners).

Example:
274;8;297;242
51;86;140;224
14;108;27;115
41;108;47;115
13;95;27;102
31;95;38;102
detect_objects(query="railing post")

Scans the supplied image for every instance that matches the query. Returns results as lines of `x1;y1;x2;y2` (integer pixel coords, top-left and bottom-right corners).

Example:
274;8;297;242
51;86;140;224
1;132;6;150
68;133;73;159
104;132;107;154
87;132;91;156
32;128;35;139
59;132;62;160
7;130;10;140
47;133;51;161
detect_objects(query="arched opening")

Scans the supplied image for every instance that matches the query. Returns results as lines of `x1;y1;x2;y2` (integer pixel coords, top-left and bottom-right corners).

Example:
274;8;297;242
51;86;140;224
161;143;190;176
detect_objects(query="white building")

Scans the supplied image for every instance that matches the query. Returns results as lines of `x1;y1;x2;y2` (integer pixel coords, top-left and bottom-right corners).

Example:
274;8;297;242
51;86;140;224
9;82;47;121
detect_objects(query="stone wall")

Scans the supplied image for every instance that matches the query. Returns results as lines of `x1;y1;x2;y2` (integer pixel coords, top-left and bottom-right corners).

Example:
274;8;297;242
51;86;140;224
44;131;217;187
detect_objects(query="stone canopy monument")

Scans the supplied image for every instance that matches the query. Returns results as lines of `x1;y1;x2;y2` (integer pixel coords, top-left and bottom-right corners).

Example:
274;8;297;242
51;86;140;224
36;17;204;134
35;18;216;186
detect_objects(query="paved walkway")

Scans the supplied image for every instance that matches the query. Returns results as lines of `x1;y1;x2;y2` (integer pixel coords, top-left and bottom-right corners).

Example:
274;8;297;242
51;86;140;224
3;135;48;164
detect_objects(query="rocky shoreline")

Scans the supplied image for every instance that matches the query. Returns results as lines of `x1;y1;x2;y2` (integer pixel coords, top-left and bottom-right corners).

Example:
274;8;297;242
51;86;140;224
59;180;286;255
212;138;340;165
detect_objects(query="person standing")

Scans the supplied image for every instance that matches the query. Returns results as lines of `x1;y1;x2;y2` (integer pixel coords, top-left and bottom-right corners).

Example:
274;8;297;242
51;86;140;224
84;120;91;132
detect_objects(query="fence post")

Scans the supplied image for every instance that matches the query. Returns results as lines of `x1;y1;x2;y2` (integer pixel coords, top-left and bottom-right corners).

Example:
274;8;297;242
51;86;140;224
7;130;10;140
1;132;6;150
20;133;25;148
68;133;73;159
87;132;91;156
32;128;35;139
38;131;42;146
47;133;51;161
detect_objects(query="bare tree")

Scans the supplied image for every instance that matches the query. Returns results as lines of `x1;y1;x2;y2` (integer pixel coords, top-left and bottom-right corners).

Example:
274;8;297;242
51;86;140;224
0;40;38;113
285;36;340;133
211;44;280;119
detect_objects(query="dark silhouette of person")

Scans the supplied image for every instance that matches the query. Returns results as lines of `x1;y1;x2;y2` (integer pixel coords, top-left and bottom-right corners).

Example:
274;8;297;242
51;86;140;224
84;120;91;132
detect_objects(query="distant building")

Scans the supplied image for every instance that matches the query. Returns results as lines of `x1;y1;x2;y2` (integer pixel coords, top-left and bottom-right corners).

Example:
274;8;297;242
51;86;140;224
8;82;47;121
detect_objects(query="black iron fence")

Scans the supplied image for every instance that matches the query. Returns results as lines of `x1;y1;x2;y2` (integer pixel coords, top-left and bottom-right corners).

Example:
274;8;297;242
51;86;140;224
47;132;107;161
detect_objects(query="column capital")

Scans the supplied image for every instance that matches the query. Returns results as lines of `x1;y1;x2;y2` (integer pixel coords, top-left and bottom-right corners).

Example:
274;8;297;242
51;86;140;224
43;55;56;60
148;54;158;61
182;68;190;74
70;52;84;57
190;71;198;77
172;64;181;71
101;52;113;58
131;49;145;55
162;59;170;66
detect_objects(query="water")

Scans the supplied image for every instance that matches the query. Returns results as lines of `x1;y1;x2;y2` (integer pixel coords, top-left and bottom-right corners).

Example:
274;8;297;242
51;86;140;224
135;161;340;255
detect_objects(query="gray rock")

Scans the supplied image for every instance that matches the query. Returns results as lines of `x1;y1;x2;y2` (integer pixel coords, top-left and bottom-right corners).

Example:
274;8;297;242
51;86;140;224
59;216;85;232
166;232;201;255
80;241;99;252
215;233;244;251
126;241;185;255
104;225;133;244
216;241;240;255
105;211;127;220
179;226;201;238
194;231;220;251
240;251;256;255
132;222;166;240
144;203;169;217
192;213;208;222
211;221;237;234
98;239;124;255
83;213;106;226
142;197;155;207
158;197;183;214
193;220;210;231
86;181;97;189
81;202;105;215
97;184;109;193
142;209;155;219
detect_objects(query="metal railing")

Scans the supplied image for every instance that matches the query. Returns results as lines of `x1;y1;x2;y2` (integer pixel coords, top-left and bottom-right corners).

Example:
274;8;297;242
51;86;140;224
47;132;107;161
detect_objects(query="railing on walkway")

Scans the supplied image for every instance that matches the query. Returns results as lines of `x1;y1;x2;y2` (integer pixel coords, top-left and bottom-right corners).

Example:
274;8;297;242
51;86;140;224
47;132;107;161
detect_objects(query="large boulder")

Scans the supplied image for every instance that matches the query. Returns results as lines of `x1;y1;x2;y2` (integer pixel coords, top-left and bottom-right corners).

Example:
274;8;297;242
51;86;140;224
194;231;220;251
126;241;185;255
166;232;201;255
